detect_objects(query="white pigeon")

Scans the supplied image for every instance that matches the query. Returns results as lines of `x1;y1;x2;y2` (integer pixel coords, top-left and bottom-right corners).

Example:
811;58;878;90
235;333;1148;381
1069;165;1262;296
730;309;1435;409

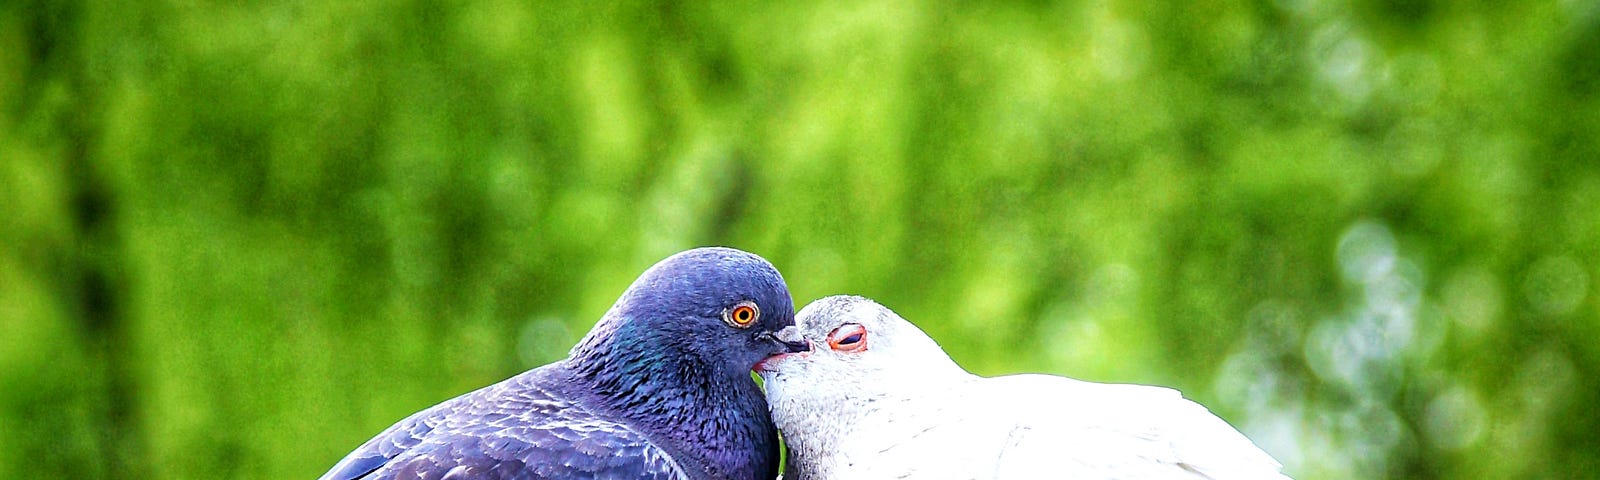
756;295;1291;480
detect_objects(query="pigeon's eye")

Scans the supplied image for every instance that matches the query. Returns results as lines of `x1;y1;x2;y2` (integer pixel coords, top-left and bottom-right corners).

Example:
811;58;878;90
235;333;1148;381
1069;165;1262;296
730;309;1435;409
725;302;760;328
827;324;867;353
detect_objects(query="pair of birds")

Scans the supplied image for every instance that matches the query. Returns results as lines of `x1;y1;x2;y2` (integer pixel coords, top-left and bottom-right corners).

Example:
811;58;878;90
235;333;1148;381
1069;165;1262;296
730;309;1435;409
318;247;1289;479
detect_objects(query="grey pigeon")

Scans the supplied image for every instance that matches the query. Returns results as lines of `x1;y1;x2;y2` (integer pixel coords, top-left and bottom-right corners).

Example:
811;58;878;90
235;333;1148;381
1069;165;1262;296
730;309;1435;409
318;247;809;480
758;295;1290;480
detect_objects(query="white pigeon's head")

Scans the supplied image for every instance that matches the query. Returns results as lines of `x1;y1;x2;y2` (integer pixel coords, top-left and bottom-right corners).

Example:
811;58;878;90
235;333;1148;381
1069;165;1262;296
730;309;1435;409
756;295;969;406
755;295;971;469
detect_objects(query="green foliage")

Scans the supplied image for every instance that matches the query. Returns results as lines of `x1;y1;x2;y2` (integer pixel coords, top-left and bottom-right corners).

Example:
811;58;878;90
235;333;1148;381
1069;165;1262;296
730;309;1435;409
3;0;1597;478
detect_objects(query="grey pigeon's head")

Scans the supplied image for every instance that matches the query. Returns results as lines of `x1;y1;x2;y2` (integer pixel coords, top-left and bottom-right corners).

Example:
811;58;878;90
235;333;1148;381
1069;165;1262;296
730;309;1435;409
757;295;968;404
572;247;809;381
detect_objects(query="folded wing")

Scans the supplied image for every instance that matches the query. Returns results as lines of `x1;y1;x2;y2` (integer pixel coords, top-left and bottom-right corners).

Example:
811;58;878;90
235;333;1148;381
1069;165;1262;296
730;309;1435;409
989;375;1288;479
318;368;685;480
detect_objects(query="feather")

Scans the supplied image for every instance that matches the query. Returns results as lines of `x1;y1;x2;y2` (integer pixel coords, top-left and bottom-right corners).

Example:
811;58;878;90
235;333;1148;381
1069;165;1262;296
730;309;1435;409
317;247;802;480
761;296;1290;480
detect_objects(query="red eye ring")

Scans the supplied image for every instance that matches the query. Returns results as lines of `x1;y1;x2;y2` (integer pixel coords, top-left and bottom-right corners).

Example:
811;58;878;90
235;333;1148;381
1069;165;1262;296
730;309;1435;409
827;324;867;352
726;303;759;327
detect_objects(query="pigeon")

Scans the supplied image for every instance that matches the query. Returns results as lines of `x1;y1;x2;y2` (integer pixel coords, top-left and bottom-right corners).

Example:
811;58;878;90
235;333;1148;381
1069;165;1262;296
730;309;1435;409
756;295;1291;480
318;247;810;480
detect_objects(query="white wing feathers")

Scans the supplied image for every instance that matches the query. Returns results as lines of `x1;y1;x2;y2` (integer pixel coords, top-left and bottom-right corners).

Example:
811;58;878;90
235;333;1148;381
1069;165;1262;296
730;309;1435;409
846;374;1287;480
986;374;1287;479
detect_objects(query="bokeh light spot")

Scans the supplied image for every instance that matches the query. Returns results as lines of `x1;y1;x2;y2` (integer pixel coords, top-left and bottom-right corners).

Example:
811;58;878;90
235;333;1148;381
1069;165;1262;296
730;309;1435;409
519;316;576;368
1337;220;1397;283
1523;255;1589;317
1425;385;1486;451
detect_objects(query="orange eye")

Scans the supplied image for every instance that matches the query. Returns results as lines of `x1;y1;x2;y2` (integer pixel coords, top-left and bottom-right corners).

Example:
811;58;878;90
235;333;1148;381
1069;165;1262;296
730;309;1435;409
726;303;759;328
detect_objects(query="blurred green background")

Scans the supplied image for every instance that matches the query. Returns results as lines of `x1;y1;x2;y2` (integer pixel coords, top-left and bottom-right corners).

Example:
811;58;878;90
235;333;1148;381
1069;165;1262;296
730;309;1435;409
3;0;1598;479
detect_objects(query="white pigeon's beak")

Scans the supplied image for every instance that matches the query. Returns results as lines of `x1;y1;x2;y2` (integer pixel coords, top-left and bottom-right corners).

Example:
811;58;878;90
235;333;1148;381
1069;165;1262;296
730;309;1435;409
775;326;810;353
754;326;812;374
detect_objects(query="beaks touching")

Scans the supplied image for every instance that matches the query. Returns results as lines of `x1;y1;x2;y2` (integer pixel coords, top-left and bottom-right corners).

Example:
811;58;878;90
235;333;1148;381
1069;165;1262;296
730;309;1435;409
754;327;812;374
775;326;811;353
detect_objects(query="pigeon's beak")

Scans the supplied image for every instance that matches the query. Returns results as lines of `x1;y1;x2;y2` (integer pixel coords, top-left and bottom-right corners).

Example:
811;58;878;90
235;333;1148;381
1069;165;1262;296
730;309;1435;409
773;326;811;353
755;326;811;374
